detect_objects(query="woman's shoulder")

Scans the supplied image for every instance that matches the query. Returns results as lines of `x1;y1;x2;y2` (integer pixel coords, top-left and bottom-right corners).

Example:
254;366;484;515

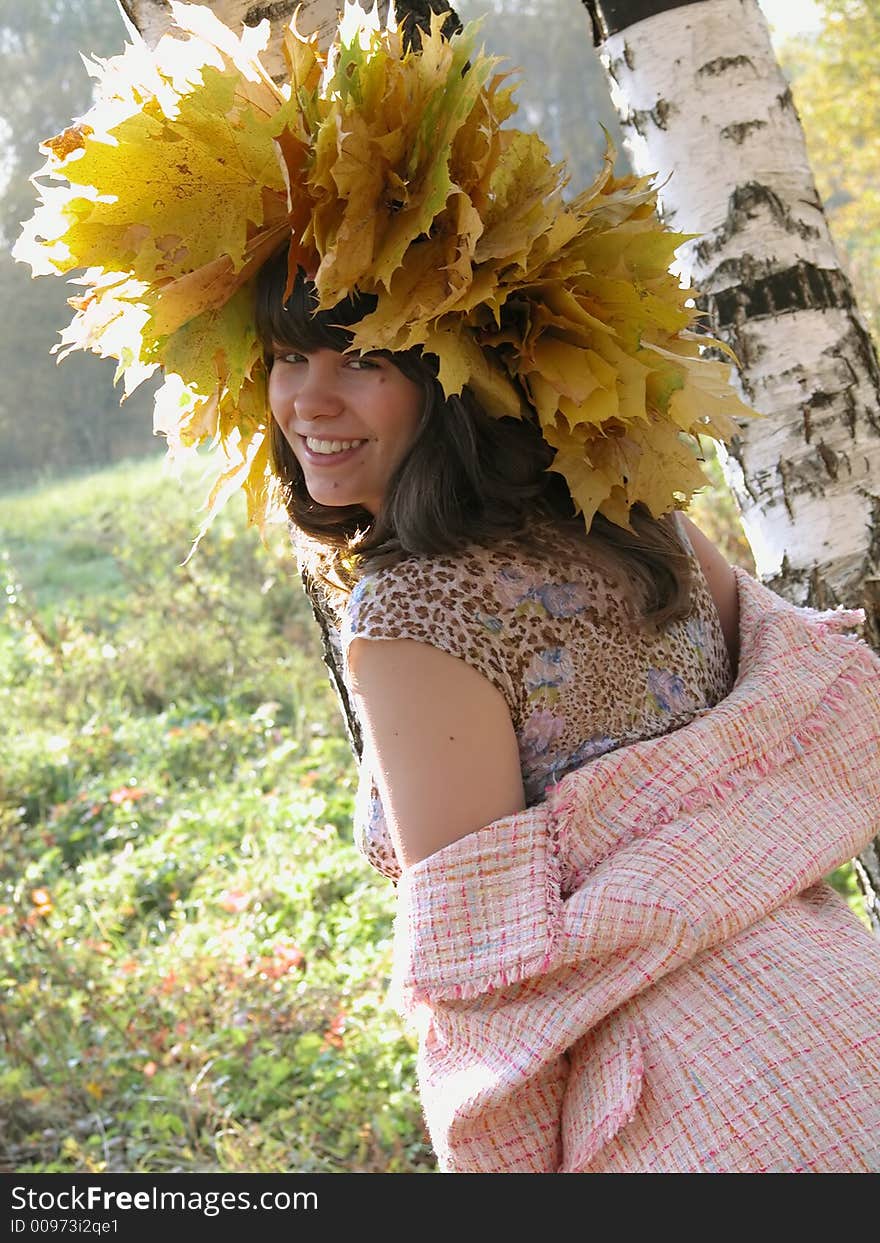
341;540;521;707
342;545;514;684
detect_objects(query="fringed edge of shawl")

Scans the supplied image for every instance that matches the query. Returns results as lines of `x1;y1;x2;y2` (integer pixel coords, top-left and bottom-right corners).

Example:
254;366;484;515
390;803;565;1013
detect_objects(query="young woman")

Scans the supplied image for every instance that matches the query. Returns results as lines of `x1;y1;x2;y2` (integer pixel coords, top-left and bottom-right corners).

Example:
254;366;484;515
19;3;880;1174
256;254;740;876
255;258;880;1174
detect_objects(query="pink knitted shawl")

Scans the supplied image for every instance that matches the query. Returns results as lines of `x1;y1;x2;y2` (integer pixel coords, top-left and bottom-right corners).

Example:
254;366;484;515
390;569;880;1172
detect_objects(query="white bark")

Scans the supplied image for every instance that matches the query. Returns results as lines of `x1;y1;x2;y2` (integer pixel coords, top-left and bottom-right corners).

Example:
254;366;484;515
595;0;880;617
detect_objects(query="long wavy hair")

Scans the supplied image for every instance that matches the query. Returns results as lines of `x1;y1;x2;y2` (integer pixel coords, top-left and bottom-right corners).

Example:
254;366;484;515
255;248;694;627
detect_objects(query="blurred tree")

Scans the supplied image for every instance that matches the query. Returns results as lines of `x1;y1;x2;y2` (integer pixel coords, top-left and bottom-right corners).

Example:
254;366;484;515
454;0;628;187
779;0;880;338
0;0;128;243
0;0;159;483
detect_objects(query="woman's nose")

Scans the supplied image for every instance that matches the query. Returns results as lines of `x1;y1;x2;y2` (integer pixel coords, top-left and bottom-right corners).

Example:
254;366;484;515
293;361;344;421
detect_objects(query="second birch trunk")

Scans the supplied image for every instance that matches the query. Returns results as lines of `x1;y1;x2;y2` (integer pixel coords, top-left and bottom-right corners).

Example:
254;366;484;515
581;0;880;923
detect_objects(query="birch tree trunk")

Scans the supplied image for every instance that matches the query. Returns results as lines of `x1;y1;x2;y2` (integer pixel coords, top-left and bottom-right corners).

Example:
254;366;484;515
579;0;880;927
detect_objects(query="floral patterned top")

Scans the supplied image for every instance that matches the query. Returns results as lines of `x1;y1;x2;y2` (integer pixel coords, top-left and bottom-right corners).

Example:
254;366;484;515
340;515;734;882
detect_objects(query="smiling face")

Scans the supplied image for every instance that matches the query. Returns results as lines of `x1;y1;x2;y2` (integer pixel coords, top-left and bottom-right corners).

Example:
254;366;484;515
268;345;425;516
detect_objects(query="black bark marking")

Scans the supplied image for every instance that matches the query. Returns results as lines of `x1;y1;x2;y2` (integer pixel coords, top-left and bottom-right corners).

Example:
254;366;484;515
777;84;794;111
393;0;463;48
855;844;880;934
768;556;812;605
581;0;606;45
822;319;880;439
579;0;707;44
841;318;880;435
860;498;880;659
244;0;298;24
623;41;635;71
703;255;773;287
776;459;797;519
799;186;826;215
299;561;363;762
809;390;836;411
801;389;843;445
816;440;840;480
693;183;821;269
833;352;859;439
865;494;880;572
698;54;755;77
699;262;855;331
726;436;759;504
719;119;768;145
630;98;674;135
808;565;839;610
771;451;843;517
802;404;812;444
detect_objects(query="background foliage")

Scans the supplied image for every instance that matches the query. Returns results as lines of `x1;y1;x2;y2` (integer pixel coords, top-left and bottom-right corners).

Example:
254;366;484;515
778;0;880;338
0;0;159;484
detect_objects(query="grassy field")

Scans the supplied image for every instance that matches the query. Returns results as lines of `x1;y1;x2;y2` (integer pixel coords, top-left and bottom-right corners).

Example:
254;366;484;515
0;452;865;1173
0;455;430;1173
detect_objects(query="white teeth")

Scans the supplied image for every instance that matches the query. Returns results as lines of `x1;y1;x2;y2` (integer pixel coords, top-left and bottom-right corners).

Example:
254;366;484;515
305;437;365;454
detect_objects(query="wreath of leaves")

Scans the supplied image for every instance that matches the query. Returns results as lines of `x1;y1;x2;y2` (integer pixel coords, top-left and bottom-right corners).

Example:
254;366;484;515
15;1;755;544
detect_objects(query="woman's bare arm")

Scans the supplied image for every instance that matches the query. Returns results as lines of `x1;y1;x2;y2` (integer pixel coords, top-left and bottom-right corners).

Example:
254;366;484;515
347;637;526;869
679;513;741;676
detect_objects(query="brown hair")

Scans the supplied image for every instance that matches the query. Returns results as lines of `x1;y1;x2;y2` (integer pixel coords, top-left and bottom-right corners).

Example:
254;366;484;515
255;249;694;627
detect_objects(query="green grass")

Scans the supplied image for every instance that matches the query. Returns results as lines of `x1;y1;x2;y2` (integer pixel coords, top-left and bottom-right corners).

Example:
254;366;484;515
0;456;168;610
0;456;430;1173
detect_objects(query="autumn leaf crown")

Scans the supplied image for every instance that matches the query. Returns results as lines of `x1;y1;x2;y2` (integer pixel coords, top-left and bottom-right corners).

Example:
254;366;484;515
15;0;753;540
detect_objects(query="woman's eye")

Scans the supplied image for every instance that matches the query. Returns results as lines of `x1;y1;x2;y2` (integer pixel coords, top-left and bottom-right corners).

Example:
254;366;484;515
273;350;307;365
347;354;381;370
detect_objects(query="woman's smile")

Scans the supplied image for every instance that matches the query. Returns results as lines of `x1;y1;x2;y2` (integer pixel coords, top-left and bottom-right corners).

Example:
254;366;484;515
300;435;369;463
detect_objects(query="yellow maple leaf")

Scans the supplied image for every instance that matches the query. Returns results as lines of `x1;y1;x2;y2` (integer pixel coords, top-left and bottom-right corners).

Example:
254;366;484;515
543;422;616;527
627;417;712;517
422;324;524;419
